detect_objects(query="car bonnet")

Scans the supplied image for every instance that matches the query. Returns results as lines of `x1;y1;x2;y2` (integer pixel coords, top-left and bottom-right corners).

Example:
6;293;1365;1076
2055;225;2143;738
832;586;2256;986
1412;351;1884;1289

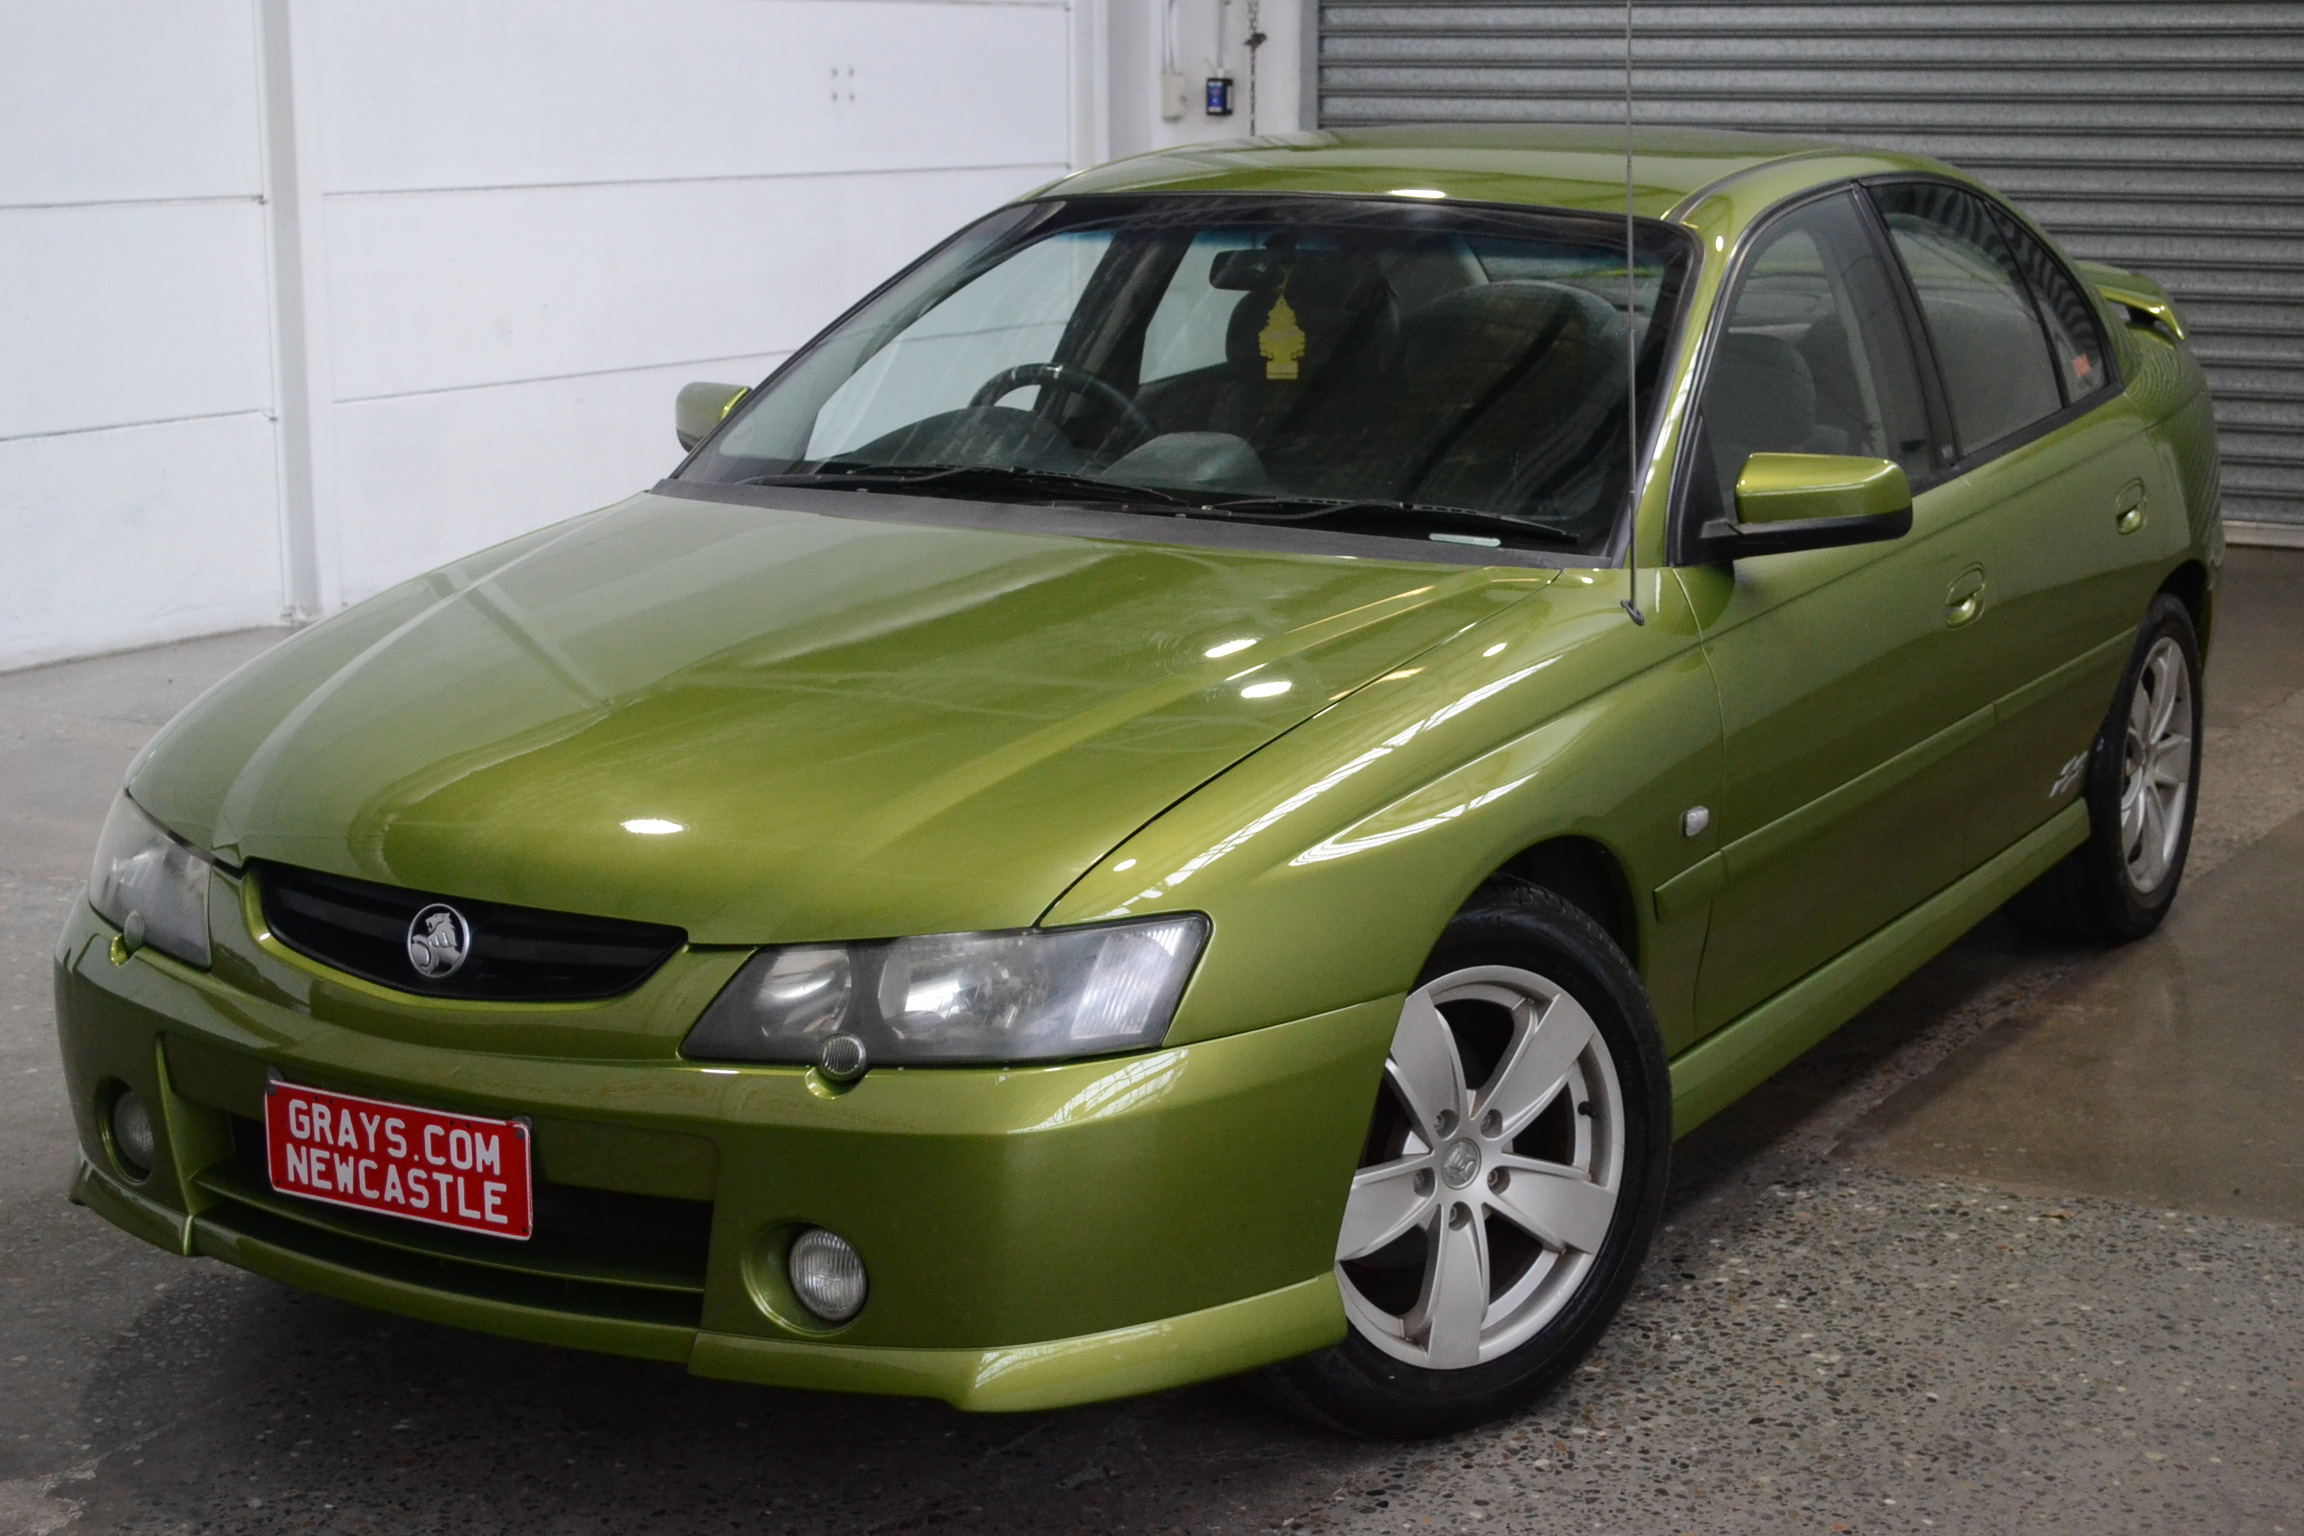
130;490;1557;944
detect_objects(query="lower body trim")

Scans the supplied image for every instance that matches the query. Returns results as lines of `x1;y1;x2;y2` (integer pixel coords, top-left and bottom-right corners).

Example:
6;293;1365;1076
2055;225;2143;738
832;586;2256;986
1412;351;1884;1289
1668;800;2089;1136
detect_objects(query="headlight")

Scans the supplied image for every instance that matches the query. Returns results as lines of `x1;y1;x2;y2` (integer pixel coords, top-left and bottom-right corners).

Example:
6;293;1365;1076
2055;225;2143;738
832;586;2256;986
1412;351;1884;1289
88;792;213;968
682;915;1209;1067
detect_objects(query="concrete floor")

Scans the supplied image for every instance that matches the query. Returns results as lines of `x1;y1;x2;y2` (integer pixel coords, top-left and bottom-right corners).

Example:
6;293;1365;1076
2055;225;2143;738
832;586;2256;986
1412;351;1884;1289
4;555;2301;1535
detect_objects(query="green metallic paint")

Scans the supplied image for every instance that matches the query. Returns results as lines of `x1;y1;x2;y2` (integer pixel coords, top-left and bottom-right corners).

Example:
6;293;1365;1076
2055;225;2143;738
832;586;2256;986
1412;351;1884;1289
70;1153;191;1256
1043;125;1848;221
675;381;749;451
56;127;2225;1410
1733;454;1911;525
2077;260;2186;341
1671;800;2088;1135
57;894;1394;1351
1048;570;1723;1054
689;1273;1345;1411
75;1140;1343;1410
130;494;1541;948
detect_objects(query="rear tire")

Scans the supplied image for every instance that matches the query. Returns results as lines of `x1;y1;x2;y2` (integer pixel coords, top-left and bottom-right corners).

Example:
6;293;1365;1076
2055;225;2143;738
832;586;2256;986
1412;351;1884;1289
2007;595;2201;942
1255;883;1669;1439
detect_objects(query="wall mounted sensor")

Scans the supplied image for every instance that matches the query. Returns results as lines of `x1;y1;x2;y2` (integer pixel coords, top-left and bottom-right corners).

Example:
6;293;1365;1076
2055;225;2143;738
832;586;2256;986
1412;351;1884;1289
1205;75;1234;115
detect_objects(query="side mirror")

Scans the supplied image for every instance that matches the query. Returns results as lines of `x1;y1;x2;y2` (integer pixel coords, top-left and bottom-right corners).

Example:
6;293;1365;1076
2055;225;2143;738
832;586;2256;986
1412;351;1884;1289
1698;453;1912;561
676;382;749;451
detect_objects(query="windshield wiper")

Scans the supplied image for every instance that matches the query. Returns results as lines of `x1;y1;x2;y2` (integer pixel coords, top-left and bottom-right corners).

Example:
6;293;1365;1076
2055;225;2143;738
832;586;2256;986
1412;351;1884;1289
740;463;1195;509
1195;496;1581;548
734;468;1578;547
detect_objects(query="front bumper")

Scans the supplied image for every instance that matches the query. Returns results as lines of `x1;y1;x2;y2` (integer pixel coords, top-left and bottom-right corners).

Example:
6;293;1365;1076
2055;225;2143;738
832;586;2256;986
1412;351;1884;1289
54;894;1393;1410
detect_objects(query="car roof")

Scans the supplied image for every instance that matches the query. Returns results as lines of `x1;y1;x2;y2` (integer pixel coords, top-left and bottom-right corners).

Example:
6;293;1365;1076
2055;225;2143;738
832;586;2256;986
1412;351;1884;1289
1037;124;1951;225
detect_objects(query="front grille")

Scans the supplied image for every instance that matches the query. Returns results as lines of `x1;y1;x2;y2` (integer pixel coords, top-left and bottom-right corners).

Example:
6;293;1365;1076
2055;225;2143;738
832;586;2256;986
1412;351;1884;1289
197;1117;713;1329
256;861;685;1002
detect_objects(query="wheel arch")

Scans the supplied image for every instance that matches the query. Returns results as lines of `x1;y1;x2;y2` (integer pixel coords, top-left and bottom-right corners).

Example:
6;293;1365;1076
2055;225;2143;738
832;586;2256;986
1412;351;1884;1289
2158;559;2212;658
1486;835;1639;970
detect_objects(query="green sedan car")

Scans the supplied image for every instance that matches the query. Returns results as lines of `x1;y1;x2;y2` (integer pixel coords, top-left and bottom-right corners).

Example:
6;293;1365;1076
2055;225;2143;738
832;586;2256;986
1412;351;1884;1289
57;126;2217;1437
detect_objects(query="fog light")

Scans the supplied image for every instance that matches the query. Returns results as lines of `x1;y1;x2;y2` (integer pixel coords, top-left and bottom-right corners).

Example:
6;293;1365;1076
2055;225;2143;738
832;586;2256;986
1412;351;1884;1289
110;1089;156;1180
788;1228;868;1323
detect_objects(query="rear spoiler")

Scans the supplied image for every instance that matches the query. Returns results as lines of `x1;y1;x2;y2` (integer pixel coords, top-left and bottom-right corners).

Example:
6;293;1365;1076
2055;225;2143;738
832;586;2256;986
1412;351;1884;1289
2076;259;2186;342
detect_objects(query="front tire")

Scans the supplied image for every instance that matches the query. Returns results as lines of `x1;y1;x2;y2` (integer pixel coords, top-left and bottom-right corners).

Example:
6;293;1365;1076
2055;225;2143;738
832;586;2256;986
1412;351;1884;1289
1256;883;1670;1438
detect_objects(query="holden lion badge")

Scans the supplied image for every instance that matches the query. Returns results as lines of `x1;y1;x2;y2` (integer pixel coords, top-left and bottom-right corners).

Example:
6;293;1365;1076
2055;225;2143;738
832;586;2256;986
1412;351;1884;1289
406;904;472;980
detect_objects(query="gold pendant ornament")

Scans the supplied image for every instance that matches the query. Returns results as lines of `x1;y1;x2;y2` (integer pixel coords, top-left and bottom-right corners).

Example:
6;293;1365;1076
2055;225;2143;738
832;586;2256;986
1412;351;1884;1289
1259;288;1306;381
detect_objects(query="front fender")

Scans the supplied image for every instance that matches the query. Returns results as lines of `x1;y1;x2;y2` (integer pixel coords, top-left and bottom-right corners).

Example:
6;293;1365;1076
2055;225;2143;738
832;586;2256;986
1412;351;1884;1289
1046;571;1725;1056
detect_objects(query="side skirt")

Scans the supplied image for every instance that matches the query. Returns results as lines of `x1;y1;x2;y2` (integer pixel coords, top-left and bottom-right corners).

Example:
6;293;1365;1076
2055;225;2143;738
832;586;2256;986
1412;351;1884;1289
1667;801;2088;1136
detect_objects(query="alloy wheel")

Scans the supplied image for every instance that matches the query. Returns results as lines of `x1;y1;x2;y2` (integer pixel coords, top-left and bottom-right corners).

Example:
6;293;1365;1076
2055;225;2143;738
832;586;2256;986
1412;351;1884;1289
1337;965;1624;1369
2118;634;2193;895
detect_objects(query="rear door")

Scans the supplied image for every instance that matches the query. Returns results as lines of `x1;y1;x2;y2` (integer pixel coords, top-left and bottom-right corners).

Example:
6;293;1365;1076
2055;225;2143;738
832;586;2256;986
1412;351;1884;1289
1674;188;1992;1036
1866;180;2170;863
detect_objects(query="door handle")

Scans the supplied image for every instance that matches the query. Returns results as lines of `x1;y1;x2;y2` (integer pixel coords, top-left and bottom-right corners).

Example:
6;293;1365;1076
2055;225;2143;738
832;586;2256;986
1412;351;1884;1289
1945;565;1987;628
2114;479;2147;535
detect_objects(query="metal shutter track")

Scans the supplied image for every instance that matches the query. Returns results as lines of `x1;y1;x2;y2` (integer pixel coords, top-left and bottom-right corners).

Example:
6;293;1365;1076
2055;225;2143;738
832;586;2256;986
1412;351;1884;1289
1318;1;2304;526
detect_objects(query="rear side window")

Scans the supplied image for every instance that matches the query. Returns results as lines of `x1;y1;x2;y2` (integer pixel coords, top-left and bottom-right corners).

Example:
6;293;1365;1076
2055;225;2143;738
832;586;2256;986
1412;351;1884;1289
1992;212;2110;402
1870;182;2063;457
1696;190;1934;500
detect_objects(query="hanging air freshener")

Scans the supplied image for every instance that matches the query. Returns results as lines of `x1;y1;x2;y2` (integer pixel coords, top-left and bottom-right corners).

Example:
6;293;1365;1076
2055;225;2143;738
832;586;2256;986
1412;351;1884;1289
1259;283;1306;380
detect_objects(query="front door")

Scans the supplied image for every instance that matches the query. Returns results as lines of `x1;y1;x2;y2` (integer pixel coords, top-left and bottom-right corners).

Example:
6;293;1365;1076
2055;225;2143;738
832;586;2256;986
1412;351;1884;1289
1676;188;1990;1035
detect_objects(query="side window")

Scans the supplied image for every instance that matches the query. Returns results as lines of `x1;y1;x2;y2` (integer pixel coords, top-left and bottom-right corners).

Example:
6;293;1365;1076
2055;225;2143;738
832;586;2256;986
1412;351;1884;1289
1992;211;2110;402
1696;190;1934;505
1869;182;2064;456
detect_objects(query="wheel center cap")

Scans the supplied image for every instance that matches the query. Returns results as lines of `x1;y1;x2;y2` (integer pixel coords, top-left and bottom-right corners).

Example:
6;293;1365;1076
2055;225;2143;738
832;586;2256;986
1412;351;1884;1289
1441;1138;1482;1189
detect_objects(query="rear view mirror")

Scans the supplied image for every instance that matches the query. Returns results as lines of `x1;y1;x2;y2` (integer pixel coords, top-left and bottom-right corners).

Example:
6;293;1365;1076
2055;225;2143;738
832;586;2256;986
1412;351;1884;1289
1698;453;1912;561
676;382;749;451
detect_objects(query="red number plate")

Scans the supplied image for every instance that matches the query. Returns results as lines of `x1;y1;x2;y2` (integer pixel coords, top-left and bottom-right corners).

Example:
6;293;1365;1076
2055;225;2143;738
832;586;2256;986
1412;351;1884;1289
265;1080;532;1241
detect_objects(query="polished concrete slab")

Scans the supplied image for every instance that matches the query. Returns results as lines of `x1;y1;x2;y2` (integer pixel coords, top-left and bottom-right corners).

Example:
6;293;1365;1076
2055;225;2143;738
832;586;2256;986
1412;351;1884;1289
1853;808;2304;1226
4;557;2302;1535
2205;547;2304;732
1838;545;2304;1226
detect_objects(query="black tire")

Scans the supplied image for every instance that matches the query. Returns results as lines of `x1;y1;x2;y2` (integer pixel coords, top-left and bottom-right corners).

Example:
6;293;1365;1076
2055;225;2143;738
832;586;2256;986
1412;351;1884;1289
2007;594;2203;942
1254;882;1670;1439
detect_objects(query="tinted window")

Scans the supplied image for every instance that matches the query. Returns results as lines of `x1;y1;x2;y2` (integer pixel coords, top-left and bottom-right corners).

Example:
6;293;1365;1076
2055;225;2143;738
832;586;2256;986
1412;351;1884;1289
1993;211;2110;402
1697;190;1934;503
1870;182;2063;455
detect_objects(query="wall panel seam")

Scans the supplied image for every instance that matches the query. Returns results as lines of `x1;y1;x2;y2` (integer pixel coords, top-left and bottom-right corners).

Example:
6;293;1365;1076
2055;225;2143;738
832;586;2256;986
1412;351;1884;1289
335;353;796;409
0;409;276;449
0;196;265;215
319;162;1075;201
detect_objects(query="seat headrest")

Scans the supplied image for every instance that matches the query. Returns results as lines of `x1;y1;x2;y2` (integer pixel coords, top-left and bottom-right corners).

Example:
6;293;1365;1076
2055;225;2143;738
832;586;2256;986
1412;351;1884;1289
1222;255;1398;381
1708;332;1818;454
1399;280;1622;386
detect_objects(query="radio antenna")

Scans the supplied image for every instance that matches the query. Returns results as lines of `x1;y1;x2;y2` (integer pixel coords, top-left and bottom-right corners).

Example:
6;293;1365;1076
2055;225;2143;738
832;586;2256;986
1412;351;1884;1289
1619;0;1646;626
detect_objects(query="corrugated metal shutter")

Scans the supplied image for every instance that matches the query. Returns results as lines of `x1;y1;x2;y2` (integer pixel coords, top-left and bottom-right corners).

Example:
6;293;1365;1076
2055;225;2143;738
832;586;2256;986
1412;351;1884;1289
1316;1;2304;531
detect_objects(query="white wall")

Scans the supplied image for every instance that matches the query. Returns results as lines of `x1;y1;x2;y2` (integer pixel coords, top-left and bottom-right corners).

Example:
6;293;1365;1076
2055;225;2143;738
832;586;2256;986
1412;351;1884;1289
0;1;287;669
1106;0;1304;160
2;0;1093;668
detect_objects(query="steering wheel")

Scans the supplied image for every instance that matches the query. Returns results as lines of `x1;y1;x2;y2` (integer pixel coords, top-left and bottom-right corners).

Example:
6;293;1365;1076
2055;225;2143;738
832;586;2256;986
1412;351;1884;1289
968;363;1156;450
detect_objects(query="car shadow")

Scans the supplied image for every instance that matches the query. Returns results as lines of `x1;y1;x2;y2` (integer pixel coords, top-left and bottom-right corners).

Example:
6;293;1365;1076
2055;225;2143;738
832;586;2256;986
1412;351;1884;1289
1663;911;2106;1217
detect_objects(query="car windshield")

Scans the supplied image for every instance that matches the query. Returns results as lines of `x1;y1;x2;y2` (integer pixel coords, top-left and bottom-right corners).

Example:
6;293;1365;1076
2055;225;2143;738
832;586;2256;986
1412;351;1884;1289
680;194;1693;558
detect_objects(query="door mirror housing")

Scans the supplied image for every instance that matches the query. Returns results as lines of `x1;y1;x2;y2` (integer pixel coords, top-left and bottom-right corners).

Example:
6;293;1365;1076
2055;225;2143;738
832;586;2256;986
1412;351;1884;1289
676;382;749;451
1697;453;1913;561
